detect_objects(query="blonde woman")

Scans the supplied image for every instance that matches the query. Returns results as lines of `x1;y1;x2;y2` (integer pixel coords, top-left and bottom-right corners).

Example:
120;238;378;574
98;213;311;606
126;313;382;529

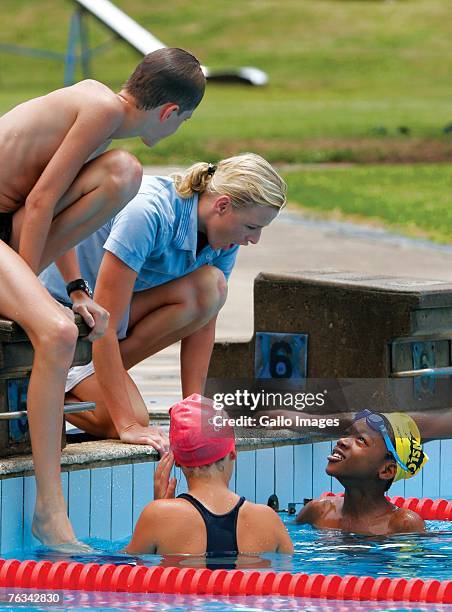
40;153;287;448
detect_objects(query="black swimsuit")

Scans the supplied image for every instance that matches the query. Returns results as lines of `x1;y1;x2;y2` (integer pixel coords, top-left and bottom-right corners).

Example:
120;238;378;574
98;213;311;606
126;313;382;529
177;493;246;557
0;212;13;244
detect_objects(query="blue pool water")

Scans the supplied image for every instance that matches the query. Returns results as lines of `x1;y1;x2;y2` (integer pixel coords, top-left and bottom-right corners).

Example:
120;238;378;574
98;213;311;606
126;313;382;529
1;588;451;611
2;516;452;611
6;516;452;581
0;588;450;612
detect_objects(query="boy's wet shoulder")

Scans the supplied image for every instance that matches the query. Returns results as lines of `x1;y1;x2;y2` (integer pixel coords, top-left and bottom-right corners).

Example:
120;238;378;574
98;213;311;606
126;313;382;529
388;506;425;533
296;496;343;524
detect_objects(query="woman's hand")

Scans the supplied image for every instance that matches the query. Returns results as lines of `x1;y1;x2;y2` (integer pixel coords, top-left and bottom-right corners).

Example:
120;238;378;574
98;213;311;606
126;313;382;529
119;422;169;454
70;290;110;341
154;451;177;500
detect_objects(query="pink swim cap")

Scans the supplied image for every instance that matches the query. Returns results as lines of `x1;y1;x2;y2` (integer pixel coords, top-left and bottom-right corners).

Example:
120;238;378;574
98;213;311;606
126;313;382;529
169;394;235;467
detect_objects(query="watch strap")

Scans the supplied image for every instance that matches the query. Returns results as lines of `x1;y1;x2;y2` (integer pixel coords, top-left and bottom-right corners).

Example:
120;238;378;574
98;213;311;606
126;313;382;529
66;278;92;298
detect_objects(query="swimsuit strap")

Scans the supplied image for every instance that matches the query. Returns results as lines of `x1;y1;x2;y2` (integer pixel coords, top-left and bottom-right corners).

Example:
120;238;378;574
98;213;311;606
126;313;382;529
177;493;246;555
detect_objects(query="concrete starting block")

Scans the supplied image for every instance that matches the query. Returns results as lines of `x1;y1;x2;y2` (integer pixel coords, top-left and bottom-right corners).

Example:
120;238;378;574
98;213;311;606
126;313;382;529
0;315;94;457
208;271;452;413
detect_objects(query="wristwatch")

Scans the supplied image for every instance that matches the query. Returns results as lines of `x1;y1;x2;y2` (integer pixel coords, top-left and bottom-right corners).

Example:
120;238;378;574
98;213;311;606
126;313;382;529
66;278;93;299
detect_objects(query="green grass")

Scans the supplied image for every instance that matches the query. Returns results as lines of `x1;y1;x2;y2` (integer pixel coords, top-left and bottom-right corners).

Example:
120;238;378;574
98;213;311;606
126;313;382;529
285;164;452;242
1;1;451;240
0;0;451;164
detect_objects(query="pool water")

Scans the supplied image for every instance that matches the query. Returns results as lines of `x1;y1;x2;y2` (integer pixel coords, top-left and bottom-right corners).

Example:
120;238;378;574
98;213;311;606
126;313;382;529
1;588;451;611
0;589;451;612
4;515;452;581
287;518;452;581
2;516;452;610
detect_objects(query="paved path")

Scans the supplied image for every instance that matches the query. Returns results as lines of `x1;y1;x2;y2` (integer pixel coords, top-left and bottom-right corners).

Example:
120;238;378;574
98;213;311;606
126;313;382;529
131;173;452;412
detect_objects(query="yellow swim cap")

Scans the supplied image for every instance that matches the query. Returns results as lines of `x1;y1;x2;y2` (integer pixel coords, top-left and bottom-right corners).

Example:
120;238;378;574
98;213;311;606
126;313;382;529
383;413;428;482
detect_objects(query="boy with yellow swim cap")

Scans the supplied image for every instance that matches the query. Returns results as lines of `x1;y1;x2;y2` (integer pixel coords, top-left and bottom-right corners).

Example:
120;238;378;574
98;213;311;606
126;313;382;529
296;410;428;535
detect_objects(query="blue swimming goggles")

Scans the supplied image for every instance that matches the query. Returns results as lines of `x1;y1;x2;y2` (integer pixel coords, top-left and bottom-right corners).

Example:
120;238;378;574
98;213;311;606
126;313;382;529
352;409;409;473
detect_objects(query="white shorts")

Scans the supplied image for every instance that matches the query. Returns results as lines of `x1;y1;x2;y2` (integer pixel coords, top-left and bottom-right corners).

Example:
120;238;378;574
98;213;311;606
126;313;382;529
65;362;95;393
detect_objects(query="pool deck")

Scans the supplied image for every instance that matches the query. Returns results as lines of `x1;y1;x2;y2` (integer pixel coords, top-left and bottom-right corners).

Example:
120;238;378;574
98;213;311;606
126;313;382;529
0;427;313;479
7;165;452;477
58;173;452;475
130;166;452;414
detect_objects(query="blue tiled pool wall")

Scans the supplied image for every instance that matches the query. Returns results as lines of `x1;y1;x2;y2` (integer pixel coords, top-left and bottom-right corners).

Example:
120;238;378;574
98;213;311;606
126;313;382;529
1;438;452;554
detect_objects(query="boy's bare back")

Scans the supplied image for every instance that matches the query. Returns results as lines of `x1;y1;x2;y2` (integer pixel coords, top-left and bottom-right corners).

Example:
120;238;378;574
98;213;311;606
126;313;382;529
0;80;123;212
0;49;205;272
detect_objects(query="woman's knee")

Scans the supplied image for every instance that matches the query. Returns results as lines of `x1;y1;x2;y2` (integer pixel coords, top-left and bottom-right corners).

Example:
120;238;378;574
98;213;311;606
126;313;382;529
189;266;228;320
103;150;143;205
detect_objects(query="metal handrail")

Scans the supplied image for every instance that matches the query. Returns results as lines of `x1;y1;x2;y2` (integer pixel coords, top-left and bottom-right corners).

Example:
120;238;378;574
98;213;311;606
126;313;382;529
391;366;452;379
0;402;95;421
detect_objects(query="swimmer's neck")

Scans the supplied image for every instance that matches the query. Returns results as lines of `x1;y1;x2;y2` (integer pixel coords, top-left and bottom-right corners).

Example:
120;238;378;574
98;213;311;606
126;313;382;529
341;484;393;518
184;471;232;498
110;90;156;139
186;472;229;488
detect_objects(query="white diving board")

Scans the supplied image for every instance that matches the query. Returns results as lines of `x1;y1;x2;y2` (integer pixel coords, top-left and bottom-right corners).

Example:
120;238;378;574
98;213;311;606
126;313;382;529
73;0;268;86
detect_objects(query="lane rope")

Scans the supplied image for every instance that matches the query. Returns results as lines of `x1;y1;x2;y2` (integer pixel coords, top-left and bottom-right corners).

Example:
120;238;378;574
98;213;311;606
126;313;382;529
0;557;450;602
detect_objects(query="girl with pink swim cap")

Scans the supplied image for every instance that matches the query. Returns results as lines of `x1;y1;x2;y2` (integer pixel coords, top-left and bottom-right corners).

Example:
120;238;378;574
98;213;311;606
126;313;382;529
125;394;293;558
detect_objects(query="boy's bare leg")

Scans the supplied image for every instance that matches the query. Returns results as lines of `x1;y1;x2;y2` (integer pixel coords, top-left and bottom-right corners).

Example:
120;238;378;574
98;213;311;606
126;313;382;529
67;266;227;436
0;242;80;547
10;149;142;272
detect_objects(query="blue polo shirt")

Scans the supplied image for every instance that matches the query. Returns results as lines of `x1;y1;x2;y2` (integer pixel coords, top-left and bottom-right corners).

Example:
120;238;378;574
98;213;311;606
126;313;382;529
40;175;239;338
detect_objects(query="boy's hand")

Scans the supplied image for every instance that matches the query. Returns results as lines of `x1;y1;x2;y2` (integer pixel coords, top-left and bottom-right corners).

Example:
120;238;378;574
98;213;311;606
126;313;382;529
154;451;177;500
119;423;169;454
70;291;110;341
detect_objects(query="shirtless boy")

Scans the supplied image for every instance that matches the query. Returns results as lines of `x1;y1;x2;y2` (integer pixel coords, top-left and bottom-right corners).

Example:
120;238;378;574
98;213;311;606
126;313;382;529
126;394;293;557
296;410;428;535
2;47;204;280
0;47;204;548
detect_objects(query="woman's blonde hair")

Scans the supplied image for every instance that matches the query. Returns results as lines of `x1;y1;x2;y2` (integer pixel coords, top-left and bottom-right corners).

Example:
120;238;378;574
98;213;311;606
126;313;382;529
172;153;287;210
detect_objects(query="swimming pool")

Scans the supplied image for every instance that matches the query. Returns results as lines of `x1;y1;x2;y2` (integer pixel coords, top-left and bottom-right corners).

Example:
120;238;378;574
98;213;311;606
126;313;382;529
3;516;452;580
1;588;449;611
1;516;452;610
0;588;450;611
1;441;452;609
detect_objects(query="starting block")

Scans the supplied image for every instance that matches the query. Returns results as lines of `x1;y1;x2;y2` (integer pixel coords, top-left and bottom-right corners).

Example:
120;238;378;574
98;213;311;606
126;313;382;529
0;315;94;457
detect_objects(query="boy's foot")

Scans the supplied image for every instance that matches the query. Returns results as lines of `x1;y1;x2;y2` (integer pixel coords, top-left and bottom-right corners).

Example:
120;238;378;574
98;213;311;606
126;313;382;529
32;509;88;551
44;541;94;554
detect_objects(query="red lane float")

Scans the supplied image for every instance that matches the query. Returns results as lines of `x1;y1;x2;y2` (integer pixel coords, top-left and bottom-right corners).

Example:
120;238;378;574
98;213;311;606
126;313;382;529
320;492;452;520
0;558;451;604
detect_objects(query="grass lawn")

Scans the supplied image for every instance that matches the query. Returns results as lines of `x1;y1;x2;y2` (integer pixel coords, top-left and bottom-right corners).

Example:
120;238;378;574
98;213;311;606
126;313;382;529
1;1;450;240
285;164;452;243
0;0;451;164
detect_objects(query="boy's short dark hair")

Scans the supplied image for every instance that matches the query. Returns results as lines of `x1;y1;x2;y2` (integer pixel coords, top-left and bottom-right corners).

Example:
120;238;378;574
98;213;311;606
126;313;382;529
124;47;205;112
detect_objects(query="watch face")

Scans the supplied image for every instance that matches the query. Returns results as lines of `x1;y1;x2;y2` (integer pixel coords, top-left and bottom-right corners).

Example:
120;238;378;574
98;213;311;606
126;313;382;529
83;281;93;297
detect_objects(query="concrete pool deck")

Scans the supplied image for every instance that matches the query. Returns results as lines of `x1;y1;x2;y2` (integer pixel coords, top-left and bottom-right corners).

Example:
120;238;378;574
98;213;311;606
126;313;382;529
130;169;452;413
2;167;452;541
